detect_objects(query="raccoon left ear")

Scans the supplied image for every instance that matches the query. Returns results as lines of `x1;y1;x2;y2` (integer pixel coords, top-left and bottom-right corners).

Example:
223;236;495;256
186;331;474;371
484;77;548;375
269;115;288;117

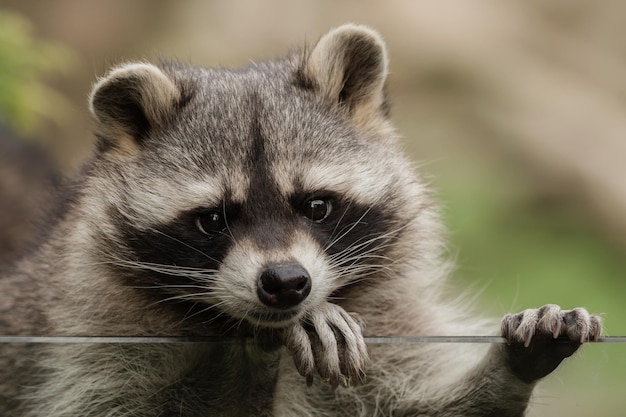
89;62;182;151
302;24;389;127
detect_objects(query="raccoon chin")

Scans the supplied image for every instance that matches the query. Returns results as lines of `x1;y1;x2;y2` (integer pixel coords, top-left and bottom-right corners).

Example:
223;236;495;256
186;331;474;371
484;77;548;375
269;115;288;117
244;308;303;329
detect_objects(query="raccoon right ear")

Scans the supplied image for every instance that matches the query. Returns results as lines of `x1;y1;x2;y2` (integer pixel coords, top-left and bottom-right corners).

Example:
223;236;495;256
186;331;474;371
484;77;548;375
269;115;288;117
301;24;389;130
89;62;181;151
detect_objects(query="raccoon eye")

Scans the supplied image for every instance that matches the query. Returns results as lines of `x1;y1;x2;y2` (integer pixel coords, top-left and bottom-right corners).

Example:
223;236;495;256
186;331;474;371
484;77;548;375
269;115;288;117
301;198;333;222
195;212;227;236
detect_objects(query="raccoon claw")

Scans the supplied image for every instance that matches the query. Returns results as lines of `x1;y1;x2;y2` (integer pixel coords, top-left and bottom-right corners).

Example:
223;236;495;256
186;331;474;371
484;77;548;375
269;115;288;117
501;304;602;383
501;304;602;346
283;303;368;388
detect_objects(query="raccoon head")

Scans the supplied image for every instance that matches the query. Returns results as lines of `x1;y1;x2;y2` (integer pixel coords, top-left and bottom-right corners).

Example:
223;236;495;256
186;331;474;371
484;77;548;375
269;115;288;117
84;24;435;332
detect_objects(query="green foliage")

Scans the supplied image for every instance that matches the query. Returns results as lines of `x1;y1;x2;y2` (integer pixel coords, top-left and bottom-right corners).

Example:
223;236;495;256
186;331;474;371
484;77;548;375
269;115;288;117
0;10;76;135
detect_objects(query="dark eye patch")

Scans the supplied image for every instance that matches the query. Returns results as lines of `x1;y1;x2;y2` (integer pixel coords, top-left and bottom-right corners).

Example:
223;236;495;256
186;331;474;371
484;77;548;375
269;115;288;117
107;203;241;290
291;191;398;268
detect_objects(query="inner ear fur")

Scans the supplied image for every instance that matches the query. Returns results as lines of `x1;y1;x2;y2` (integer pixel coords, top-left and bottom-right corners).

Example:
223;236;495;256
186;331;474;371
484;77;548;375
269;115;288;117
89;62;182;151
302;24;389;124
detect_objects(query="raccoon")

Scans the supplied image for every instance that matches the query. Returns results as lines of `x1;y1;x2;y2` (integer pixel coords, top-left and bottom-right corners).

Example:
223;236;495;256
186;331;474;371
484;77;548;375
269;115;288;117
0;24;601;416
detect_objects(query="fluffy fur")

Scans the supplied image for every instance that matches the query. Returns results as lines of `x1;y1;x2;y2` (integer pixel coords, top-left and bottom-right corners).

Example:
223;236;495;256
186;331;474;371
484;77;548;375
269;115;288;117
0;24;601;416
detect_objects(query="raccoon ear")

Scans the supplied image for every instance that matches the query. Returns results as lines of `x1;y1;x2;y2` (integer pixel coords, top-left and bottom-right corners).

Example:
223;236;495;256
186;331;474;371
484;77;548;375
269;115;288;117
303;24;389;125
89;62;181;150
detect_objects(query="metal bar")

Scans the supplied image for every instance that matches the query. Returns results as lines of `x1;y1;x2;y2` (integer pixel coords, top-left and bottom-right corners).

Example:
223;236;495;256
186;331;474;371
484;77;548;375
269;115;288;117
0;336;624;344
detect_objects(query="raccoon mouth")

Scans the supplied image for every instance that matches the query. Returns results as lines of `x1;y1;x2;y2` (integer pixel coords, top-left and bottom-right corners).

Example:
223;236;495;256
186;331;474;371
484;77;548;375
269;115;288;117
245;309;301;328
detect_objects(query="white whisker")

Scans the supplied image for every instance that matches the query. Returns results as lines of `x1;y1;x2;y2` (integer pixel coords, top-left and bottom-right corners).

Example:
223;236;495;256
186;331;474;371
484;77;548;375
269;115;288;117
324;205;376;252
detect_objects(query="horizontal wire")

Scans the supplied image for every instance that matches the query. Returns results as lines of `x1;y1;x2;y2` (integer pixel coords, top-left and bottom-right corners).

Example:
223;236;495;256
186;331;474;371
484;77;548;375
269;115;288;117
0;336;624;344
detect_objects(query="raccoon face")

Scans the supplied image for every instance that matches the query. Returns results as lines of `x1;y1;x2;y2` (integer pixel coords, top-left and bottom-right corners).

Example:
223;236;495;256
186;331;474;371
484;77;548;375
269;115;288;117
86;25;426;330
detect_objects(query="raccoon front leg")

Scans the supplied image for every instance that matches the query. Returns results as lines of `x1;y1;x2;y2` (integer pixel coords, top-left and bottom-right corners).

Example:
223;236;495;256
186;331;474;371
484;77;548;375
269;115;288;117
282;302;369;388
416;304;602;417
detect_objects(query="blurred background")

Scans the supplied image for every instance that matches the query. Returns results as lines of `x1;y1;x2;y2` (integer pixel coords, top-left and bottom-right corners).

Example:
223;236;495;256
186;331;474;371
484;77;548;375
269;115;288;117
0;1;624;415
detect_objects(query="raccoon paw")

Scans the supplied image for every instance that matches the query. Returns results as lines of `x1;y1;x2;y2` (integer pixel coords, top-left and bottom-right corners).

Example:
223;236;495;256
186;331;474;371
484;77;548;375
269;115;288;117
283;303;369;388
501;304;602;383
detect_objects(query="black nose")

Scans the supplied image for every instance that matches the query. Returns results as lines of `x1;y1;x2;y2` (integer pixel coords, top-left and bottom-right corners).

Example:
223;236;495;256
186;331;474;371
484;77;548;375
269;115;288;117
257;263;312;309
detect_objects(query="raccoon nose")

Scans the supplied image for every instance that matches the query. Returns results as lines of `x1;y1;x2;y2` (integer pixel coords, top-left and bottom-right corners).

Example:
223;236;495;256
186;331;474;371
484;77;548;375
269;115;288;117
257;263;312;309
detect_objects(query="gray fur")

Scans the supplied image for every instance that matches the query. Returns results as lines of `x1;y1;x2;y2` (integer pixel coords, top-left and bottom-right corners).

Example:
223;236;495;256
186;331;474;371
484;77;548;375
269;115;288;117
0;24;601;416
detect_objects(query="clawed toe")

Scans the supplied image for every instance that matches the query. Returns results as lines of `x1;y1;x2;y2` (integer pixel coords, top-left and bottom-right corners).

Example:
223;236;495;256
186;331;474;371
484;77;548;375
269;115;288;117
281;303;368;388
502;304;601;346
501;304;602;382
